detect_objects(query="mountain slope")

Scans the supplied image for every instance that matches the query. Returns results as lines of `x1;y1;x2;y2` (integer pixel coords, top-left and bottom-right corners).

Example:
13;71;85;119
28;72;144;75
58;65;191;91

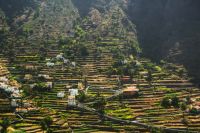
0;0;200;83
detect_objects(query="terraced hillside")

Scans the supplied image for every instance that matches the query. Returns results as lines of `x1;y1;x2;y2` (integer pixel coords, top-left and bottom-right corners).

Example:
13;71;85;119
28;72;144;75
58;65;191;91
1;16;200;132
0;0;200;133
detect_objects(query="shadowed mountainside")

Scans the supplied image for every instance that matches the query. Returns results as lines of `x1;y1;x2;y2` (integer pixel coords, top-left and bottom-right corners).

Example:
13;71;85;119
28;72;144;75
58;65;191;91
127;0;200;83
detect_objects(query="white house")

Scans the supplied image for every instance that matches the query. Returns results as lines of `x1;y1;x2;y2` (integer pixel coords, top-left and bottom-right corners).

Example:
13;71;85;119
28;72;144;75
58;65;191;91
46;62;55;67
71;62;76;67
0;82;21;98
0;76;9;83
69;89;78;96
45;58;51;61
57;91;65;98
56;53;64;60
63;59;70;64
0;82;8;90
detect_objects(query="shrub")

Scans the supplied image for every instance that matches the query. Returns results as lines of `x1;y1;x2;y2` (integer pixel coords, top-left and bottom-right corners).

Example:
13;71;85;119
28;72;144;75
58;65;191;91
181;117;190;125
40;116;53;132
79;45;89;56
93;97;106;114
190;108;200;115
77;91;86;102
0;118;10;133
171;95;180;108
161;97;171;108
33;83;49;92
180;103;187;111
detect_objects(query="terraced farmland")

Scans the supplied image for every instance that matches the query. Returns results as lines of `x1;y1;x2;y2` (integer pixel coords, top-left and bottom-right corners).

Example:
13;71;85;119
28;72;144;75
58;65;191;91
0;12;200;133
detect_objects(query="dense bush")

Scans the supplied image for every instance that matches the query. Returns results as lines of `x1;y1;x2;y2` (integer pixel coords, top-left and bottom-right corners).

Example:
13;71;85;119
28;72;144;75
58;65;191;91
171;96;180;108
161;95;180;108
0;117;10;133
33;83;51;92
190;108;200;115
161;97;171;108
40;116;53;133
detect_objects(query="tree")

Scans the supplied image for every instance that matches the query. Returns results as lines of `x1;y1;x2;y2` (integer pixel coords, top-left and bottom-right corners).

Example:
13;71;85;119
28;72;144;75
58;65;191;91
171;95;180;108
39;46;47;60
40;120;47;133
40;116;53;133
161;97;171;108
180;102;187;119
146;69;153;87
1;118;11;133
128;68;134;80
79;45;89;57
93;97;106;114
77;91;86;103
180;103;187;111
186;95;192;104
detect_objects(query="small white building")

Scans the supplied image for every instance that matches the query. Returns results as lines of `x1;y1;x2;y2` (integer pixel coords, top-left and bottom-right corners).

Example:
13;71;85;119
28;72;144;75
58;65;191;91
71;62;76;67
0;76;9;83
56;53;64;60
63;59;70;64
46;62;55;67
57;91;65;98
45;58;51;61
69;89;78;96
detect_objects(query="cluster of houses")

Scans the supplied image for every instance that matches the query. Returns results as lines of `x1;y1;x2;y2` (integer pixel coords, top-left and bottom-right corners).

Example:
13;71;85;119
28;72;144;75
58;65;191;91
0;76;22;108
65;82;89;106
46;53;76;68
